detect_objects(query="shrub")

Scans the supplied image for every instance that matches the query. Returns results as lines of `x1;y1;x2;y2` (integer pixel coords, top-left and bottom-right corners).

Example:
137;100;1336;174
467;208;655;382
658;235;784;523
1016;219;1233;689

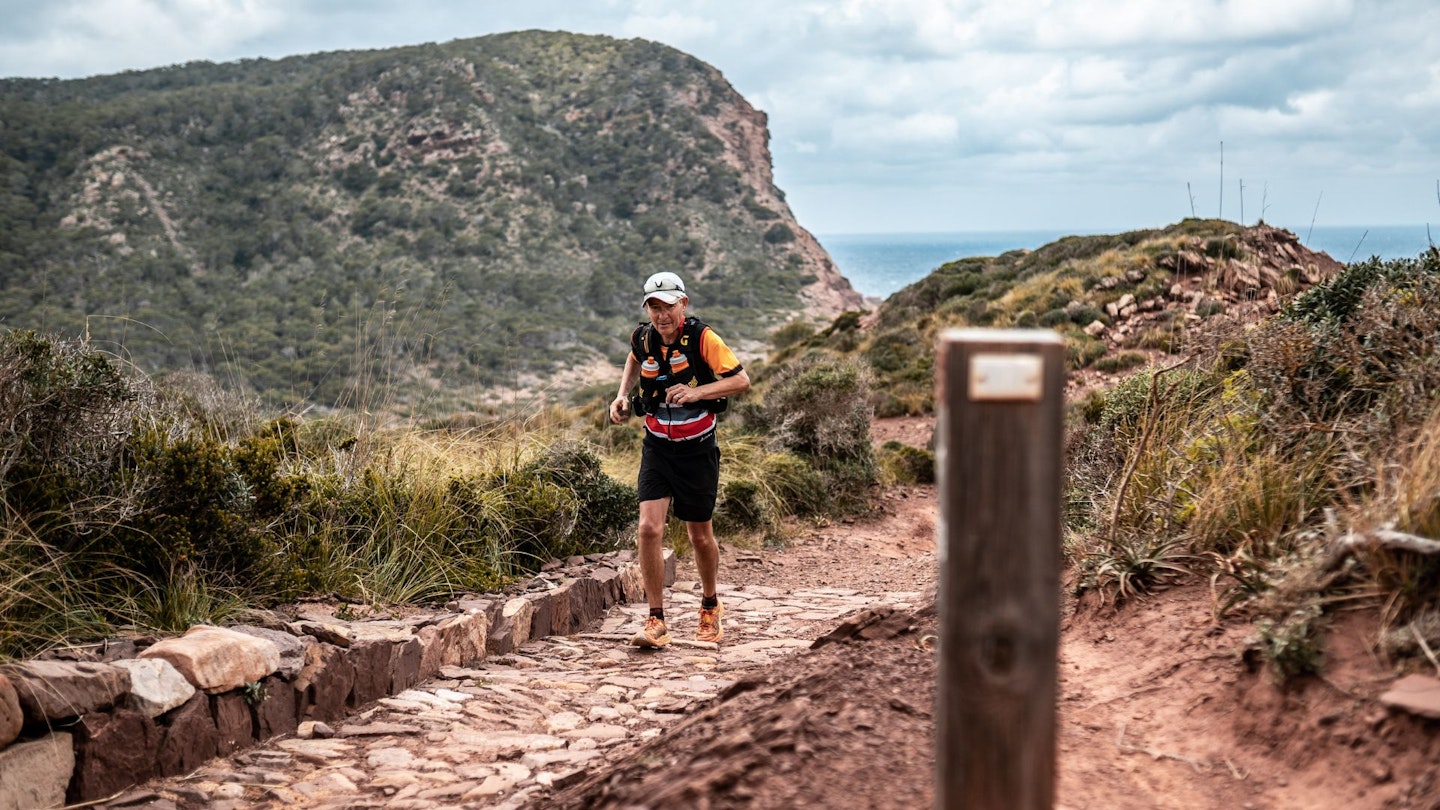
1092;351;1148;374
765;354;874;462
0;330;146;513
1076;536;1191;603
1254;604;1324;682
763;223;795;244
769;321;816;351
715;479;769;534
762;355;880;514
759;452;828;517
1064;334;1108;370
524;441;636;546
1195;297;1226;319
1039;308;1069;327
124;426;286;589
1067;305;1106;326
877;441;935;485
865;332;921;374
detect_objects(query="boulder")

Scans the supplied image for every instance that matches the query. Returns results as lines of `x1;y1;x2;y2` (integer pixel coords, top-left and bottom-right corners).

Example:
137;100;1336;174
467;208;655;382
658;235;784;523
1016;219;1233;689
250;675;299;741
346;639;393;708
139;625;281;694
68;709;161;802
0;674;21;749
590;566;623;606
3;660;129;723
566;576;608;632
288;620;352;648
389;638;423;695
0;732;73;810
230;625;313;680
211;693;254;755
528;589;557;639
487;596;534;657
156;692;218;777
1380;674;1440;719
617;564;646;604
294;643;352;723
417;609;489;678
113;657;196;718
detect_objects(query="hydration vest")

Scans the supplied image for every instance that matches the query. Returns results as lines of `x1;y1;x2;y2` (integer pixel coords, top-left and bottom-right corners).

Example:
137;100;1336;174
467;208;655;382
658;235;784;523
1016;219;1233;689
630;316;729;416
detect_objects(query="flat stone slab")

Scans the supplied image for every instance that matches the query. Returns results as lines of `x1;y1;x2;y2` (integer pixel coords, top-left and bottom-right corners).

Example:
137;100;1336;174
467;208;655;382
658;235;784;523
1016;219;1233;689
338;722;424;737
1380;674;1440;719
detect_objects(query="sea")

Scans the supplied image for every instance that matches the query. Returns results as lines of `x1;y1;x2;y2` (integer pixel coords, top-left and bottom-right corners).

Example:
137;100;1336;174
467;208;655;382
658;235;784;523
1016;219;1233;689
821;224;1438;300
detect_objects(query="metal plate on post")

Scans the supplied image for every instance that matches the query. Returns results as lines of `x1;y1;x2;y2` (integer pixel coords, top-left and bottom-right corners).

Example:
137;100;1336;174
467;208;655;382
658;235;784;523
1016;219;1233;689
969;353;1043;402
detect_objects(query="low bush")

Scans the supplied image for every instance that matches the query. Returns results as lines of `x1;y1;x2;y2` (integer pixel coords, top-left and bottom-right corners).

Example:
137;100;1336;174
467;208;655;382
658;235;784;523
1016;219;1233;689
763;353;878;514
1254;604;1324;682
877;441;935;485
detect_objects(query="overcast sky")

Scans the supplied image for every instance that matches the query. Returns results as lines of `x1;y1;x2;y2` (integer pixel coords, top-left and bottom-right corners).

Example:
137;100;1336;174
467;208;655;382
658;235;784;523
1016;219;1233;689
3;0;1438;235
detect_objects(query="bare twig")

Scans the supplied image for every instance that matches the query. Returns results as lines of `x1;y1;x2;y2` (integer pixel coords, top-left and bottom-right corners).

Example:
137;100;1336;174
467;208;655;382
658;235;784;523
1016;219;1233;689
1325;527;1440;571
59;789;131;809
1116;722;1209;773
1411;621;1440;678
1307;191;1323;244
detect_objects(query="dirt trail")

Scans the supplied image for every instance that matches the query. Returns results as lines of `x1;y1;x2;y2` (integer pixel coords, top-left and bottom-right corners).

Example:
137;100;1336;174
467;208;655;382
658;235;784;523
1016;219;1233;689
105;417;1440;809
553;416;1440;809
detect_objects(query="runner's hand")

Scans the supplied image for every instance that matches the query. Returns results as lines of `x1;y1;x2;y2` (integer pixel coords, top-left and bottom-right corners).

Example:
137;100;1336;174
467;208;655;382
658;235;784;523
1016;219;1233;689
610;396;630;423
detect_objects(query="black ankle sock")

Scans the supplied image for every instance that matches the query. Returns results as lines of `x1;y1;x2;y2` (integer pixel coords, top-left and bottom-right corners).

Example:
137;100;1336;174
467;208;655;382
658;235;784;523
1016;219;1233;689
701;595;718;609
649;607;665;620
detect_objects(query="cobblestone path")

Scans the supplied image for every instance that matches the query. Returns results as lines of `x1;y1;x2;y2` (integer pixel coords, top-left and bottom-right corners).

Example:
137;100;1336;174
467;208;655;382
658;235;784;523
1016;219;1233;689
108;578;923;809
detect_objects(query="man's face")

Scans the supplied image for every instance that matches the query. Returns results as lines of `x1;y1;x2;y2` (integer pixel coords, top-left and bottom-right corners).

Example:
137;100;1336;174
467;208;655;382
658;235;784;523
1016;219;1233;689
645;297;686;338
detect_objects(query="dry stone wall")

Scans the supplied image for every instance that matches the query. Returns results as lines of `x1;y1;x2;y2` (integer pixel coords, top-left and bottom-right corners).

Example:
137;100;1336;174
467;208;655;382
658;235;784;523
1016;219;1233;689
0;549;669;808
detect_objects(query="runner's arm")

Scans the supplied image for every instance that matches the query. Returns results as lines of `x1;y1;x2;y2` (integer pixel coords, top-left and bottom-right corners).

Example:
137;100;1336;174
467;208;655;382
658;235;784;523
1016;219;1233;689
610;351;641;423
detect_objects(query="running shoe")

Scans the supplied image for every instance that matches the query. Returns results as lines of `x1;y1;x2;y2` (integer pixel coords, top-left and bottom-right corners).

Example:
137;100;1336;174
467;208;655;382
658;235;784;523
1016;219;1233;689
697;602;725;644
631;615;670;648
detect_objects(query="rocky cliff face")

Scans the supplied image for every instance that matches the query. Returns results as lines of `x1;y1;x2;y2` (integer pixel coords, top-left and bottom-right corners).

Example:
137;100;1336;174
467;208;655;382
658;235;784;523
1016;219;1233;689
689;81;862;318
0;32;860;409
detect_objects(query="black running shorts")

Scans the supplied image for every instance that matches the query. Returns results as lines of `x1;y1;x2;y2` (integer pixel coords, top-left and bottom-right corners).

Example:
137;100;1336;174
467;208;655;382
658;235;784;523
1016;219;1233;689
637;433;721;522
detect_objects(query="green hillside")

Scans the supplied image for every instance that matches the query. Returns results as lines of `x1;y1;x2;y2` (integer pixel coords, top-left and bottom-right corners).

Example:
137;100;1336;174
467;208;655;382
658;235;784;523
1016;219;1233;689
784;219;1345;415
0;31;854;413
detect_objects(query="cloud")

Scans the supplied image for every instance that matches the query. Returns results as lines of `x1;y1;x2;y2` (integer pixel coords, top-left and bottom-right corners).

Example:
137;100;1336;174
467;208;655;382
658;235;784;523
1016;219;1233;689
0;0;289;77
832;111;960;152
1;0;1438;230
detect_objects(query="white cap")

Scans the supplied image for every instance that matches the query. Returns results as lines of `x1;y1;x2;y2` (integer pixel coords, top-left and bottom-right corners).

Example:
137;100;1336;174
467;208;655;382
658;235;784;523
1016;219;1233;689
643;271;687;305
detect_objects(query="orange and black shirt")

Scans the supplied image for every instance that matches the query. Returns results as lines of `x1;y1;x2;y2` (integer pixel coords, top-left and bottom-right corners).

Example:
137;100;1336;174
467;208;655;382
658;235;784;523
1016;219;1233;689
630;317;742;443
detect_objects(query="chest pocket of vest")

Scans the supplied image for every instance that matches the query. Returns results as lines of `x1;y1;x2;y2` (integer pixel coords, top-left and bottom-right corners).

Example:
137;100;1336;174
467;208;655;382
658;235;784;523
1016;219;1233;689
666;349;693;382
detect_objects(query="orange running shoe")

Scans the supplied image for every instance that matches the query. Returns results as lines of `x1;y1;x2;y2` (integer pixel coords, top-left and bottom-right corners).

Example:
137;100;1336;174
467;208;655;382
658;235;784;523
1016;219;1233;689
697;602;725;644
631;615;670;648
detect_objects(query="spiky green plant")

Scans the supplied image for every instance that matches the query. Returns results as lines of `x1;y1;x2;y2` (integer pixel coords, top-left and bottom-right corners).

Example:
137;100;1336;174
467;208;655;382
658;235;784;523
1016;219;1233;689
1077;535;1193;604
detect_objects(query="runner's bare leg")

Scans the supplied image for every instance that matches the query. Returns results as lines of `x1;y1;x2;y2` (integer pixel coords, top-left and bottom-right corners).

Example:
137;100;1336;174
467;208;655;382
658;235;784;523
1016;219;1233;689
638;497;671;611
687;519;720;599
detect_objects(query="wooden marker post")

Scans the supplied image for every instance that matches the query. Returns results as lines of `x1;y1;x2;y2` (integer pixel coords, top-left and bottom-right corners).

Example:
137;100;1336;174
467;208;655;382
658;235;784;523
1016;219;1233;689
935;329;1064;810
